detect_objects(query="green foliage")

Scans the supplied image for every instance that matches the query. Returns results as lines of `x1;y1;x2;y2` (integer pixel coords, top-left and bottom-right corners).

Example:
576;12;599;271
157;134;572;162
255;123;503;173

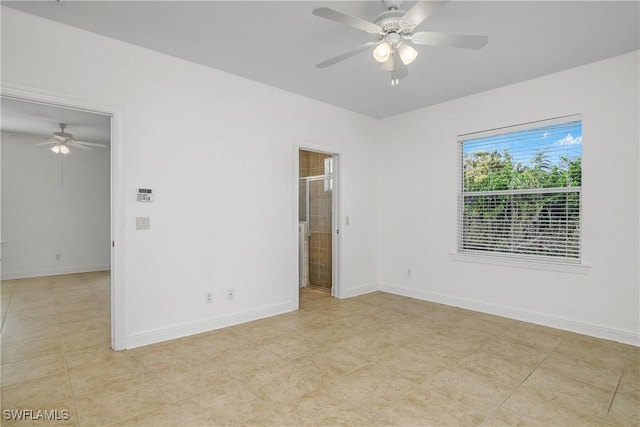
462;150;581;259
463;150;581;192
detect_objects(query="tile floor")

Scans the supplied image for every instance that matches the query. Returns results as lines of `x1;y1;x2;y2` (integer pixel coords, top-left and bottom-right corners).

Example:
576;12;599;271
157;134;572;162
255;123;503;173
1;273;638;426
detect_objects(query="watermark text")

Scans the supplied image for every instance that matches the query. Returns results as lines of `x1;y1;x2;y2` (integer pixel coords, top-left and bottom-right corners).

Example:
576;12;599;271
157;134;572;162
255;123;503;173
3;409;70;421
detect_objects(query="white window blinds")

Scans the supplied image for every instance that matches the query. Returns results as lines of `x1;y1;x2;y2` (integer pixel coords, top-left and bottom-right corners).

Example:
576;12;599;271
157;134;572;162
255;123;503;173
458;115;582;262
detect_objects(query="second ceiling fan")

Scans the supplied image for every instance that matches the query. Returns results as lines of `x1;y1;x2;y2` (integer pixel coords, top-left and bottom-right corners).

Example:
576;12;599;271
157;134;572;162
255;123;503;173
313;0;488;85
13;123;107;154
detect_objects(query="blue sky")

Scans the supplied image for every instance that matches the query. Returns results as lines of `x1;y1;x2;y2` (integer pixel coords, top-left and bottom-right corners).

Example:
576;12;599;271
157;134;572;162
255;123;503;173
463;121;582;167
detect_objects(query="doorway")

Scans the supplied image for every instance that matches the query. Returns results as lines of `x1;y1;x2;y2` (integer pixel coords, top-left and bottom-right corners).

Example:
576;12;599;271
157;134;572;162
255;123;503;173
0;90;121;349
298;149;336;295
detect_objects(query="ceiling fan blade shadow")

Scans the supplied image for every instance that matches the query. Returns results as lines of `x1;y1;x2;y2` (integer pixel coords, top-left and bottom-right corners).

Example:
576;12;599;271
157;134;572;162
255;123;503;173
380;55;395;71
312;7;382;34
402;1;448;27
394;52;409;80
316;42;377;68
412;32;488;49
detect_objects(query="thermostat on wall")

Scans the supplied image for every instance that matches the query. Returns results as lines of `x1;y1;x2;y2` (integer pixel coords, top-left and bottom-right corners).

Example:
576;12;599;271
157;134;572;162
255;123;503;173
136;188;154;202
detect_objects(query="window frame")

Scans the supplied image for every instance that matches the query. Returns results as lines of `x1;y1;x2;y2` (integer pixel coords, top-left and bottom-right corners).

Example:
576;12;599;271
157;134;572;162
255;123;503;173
324;157;334;192
455;114;587;269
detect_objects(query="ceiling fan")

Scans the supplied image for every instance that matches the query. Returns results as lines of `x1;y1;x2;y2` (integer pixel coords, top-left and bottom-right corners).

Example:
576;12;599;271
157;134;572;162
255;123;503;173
12;123;107;154
313;0;488;85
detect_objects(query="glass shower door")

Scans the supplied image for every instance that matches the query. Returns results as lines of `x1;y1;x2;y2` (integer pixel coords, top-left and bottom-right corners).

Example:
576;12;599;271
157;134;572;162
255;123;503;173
307;177;332;291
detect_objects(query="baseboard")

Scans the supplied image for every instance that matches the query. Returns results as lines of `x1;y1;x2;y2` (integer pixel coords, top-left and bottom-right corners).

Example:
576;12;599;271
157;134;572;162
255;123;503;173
379;282;640;347
340;283;378;299
1;264;111;280
125;301;297;349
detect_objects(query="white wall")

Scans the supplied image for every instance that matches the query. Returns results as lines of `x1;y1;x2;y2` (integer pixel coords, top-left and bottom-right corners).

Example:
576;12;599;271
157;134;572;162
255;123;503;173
376;51;640;345
1;132;111;279
1;7;379;348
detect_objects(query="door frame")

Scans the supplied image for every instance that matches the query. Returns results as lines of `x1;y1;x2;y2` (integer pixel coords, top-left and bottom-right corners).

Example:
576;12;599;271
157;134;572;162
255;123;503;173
294;141;340;299
1;83;125;350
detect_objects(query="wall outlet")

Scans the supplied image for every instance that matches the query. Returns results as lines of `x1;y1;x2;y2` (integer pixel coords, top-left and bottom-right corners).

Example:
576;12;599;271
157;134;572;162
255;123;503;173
55;253;61;260
227;289;235;300
205;292;213;304
407;269;411;277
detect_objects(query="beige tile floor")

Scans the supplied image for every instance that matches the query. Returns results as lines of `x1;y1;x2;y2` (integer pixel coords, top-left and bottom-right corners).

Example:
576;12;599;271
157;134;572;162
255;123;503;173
1;273;638;426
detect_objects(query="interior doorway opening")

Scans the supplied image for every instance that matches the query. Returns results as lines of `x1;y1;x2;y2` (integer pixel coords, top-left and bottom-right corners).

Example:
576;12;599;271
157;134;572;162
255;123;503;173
0;93;117;347
298;149;335;295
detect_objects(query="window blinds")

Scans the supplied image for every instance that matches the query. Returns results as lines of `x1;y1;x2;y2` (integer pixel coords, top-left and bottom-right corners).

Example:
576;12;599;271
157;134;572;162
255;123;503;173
458;115;582;262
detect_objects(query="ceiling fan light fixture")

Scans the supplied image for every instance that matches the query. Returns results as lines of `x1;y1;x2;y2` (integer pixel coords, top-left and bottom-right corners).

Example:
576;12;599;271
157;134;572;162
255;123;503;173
51;144;69;154
398;42;418;65
373;41;392;63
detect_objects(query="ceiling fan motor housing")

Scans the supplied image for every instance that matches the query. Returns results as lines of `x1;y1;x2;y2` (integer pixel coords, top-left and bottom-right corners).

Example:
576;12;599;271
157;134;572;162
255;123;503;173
373;9;414;39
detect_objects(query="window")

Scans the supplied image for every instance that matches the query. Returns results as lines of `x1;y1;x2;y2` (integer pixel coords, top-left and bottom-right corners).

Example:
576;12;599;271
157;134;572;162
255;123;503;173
458;115;582;263
324;157;333;192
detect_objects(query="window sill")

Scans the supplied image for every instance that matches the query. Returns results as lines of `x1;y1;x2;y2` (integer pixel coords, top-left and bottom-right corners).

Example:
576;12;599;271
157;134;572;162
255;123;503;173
450;252;591;275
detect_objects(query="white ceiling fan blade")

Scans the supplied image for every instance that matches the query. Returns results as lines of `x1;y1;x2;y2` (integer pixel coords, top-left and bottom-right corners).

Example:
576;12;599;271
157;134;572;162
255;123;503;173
312;7;383;34
34;141;57;146
71;143;91;150
402;1;449;27
9;132;48;139
74;140;106;148
316;42;376;68
412;32;488;49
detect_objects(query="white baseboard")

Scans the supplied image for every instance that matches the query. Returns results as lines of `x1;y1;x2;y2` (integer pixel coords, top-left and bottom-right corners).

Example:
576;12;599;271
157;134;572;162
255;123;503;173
379;282;640;347
1;264;111;280
125;301;297;349
340;282;378;299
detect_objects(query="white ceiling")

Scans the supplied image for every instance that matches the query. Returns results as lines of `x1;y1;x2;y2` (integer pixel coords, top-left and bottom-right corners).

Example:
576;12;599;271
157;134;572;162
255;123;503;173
3;1;639;119
1;98;111;145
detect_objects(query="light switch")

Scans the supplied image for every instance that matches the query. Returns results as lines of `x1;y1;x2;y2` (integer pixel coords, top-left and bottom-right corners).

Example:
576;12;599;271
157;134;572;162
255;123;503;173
136;217;150;230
